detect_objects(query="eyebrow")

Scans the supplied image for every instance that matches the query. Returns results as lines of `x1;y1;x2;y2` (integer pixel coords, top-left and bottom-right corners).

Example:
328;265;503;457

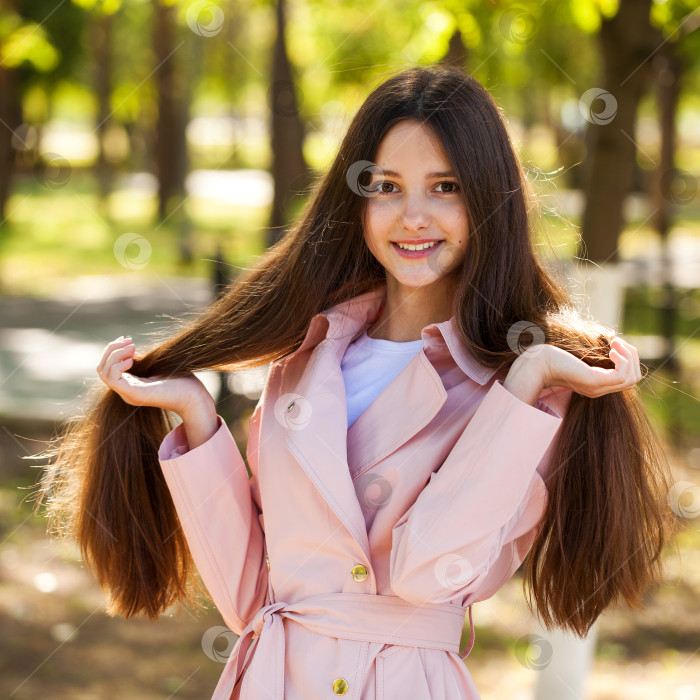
372;169;456;179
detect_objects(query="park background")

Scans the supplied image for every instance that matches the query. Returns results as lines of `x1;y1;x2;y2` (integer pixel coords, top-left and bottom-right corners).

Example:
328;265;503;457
0;0;699;698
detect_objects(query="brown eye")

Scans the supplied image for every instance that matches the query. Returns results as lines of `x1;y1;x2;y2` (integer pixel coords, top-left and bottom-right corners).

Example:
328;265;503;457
379;182;396;193
436;181;459;193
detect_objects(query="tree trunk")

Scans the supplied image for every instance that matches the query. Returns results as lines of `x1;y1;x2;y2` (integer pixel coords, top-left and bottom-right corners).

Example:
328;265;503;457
153;0;188;221
651;42;682;372
0;0;19;222
0;67;19;224
651;44;682;240
0;10;22;226
91;11;114;201
580;0;661;263
266;0;309;248
543;88;586;191
441;29;467;70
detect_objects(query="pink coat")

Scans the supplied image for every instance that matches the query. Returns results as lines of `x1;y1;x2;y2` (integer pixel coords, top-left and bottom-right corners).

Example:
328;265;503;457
157;284;572;700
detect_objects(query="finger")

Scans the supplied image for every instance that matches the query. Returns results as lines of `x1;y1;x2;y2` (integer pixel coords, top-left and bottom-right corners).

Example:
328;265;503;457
610;339;639;388
617;338;642;382
109;341;135;363
106;356;133;384
100;347;132;383
99;341;135;384
615;338;641;384
97;336;132;376
608;346;629;383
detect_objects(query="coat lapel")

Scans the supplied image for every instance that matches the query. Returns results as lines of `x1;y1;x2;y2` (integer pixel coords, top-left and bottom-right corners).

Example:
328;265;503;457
279;343;351;532
346;349;446;479
278;285;498;558
280;289;384;556
345;313;502;477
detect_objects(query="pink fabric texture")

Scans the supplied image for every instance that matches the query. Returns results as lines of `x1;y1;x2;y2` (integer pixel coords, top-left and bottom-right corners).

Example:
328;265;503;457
157;284;571;699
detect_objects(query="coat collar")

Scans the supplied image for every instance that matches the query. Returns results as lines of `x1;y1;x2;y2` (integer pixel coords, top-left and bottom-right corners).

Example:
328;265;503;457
276;284;499;559
278;284;498;386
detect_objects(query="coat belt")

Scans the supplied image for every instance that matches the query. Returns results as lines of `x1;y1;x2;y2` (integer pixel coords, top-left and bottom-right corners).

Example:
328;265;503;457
211;592;475;700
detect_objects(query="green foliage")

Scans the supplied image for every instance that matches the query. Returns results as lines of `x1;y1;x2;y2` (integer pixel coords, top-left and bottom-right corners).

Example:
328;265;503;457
71;0;122;14
2;0;698;134
651;0;700;90
0;11;59;71
16;0;86;83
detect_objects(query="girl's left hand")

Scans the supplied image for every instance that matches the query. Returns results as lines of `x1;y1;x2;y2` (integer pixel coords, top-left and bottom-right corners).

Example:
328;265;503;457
536;336;642;398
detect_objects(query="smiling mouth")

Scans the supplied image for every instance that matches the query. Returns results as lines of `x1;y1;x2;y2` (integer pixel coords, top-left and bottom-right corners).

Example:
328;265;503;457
392;240;444;252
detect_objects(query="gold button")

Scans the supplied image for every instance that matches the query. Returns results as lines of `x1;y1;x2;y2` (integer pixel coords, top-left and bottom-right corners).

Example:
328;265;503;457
266;555;270;571
351;564;368;582
332;678;349;695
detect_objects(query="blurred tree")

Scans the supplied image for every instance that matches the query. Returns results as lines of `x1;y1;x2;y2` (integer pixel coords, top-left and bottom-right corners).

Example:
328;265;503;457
292;0;599;186
580;0;662;264
648;2;700;370
0;0;68;222
92;11;114;199
72;0;124;200
0;2;23;224
441;28;467;69
153;0;189;221
266;0;309;247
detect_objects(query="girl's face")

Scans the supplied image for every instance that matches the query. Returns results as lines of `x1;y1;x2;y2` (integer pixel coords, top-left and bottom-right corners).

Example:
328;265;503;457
362;119;469;290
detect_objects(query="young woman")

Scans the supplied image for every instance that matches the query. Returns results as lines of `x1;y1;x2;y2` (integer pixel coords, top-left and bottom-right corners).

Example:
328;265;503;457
35;65;677;699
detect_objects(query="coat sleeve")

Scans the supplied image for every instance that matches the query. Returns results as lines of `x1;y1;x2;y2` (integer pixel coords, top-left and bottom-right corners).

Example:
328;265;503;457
157;401;268;635
389;378;571;607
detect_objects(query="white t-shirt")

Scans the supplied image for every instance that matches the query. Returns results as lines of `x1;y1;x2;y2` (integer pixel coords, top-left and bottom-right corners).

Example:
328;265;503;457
341;330;424;428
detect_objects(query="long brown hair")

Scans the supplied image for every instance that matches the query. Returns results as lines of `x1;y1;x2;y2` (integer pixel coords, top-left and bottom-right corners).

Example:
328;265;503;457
32;65;679;636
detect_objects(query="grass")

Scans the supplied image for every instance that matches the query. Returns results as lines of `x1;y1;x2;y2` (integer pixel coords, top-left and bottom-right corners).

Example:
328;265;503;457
0;171;270;297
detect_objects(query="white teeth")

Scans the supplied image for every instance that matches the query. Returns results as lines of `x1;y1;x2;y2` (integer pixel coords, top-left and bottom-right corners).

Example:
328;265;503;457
396;241;440;251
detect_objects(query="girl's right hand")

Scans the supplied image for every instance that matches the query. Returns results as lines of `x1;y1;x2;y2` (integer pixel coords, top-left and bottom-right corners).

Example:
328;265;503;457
96;336;213;418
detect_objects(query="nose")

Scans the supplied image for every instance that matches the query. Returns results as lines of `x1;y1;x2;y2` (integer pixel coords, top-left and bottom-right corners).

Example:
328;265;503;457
398;191;430;232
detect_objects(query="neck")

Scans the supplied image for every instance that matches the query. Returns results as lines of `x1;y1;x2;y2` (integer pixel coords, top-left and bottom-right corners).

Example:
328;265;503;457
367;276;455;342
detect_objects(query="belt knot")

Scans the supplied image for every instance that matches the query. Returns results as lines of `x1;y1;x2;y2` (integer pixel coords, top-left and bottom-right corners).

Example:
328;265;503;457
251;601;286;638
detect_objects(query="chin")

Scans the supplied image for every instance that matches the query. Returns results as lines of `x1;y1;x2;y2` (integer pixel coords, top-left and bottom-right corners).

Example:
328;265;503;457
390;272;444;289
